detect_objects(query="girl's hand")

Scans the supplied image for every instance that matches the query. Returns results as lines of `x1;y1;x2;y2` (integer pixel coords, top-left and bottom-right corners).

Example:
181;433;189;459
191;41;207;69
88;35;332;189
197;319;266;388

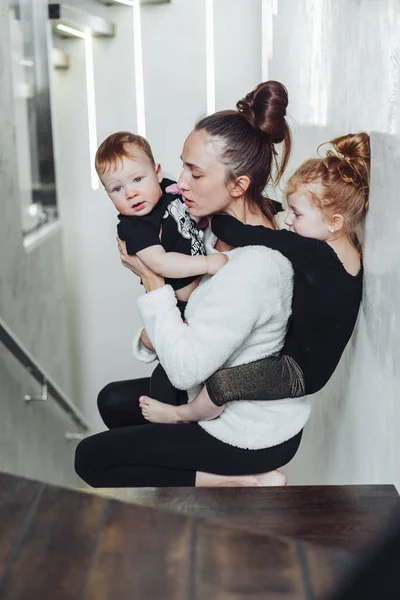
117;237;165;292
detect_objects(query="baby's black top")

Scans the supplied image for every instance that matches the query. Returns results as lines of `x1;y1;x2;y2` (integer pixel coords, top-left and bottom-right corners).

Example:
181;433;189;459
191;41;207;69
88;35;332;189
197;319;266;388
117;178;205;291
211;214;363;395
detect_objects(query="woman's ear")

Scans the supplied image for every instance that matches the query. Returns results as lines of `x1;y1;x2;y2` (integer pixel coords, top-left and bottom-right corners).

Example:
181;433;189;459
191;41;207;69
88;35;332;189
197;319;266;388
229;175;251;198
329;213;345;232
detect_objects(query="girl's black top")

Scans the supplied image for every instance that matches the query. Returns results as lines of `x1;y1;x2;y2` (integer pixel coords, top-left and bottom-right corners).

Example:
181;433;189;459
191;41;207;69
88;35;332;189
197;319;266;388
211;214;363;394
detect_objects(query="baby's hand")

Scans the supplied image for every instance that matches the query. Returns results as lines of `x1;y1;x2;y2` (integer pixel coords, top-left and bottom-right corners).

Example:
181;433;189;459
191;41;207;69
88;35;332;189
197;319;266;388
206;253;229;275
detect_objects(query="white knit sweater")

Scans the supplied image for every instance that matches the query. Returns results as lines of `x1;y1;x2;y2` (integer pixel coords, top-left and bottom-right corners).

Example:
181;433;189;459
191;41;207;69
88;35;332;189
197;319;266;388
133;228;312;449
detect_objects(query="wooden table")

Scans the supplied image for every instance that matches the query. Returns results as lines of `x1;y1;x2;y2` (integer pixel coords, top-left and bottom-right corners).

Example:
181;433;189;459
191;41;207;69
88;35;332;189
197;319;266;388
0;471;398;599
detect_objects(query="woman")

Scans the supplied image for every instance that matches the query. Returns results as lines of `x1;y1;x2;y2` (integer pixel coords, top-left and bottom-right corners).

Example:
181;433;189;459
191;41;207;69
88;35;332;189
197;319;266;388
75;80;310;487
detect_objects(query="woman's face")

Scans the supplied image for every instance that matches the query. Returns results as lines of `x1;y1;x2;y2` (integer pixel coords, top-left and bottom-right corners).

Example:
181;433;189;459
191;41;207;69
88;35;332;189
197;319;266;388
177;130;235;218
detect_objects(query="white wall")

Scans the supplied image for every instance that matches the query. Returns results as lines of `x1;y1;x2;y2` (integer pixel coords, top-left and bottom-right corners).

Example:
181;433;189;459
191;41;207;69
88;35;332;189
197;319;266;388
141;0;207;178
214;0;262;111
270;0;400;489
52;0;263;430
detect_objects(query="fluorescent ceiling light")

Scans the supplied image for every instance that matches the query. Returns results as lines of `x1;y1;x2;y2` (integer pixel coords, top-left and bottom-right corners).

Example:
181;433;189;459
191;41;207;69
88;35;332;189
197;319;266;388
205;0;215;115
56;23;86;38
262;0;273;78
132;0;146;136
50;4;115;38
83;29;99;190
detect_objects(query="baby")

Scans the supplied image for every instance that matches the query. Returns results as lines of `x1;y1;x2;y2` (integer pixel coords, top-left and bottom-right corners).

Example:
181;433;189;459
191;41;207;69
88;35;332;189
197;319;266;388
95;131;228;404
95;131;227;301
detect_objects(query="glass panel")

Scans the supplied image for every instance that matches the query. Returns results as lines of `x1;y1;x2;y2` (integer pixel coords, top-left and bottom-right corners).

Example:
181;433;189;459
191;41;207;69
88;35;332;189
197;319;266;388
9;0;58;235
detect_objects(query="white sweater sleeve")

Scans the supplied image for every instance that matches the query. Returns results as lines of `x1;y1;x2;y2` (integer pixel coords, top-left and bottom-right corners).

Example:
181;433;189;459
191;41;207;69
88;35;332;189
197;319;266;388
137;247;288;390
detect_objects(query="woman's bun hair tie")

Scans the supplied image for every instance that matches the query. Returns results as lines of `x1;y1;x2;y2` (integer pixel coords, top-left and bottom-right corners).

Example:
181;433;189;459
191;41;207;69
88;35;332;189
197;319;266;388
236;80;288;144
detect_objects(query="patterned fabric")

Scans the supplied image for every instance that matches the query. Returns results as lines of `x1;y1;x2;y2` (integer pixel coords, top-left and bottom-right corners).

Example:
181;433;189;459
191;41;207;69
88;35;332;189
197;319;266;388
206;355;305;407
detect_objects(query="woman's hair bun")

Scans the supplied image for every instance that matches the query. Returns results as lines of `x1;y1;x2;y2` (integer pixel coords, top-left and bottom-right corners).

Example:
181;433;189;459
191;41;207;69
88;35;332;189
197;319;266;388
236;80;289;144
324;132;370;203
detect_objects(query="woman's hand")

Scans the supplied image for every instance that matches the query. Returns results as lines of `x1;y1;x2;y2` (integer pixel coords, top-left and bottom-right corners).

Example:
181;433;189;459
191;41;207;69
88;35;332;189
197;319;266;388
117;237;165;292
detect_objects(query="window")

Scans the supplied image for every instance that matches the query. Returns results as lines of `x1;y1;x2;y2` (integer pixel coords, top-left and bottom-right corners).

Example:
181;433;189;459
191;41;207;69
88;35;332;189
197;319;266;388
9;0;58;237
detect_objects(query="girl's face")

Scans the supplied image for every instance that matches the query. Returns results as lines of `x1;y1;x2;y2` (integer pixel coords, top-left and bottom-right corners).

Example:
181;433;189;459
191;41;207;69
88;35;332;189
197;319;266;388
285;182;331;240
177;130;236;218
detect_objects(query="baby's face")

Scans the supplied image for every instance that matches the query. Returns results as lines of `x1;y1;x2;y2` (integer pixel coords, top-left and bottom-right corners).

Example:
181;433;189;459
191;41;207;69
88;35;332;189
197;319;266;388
102;149;163;217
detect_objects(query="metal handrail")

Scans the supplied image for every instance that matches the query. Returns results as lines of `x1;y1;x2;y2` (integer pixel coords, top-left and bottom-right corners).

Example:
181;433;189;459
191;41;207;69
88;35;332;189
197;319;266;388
0;316;89;432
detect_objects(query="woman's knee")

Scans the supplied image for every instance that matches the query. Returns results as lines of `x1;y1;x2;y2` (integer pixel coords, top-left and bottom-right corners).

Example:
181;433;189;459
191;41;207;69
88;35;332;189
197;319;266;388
74;436;100;486
97;378;148;429
97;381;120;425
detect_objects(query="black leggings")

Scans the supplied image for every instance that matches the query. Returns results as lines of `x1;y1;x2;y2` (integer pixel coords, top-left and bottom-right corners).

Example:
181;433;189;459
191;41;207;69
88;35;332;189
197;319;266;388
74;378;303;487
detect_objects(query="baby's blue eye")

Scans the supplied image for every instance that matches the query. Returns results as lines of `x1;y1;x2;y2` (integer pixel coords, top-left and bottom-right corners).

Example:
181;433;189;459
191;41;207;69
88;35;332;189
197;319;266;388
134;177;142;183
114;186;122;192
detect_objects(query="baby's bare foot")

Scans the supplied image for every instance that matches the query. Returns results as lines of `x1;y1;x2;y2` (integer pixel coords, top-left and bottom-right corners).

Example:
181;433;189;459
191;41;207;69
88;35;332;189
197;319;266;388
139;396;183;424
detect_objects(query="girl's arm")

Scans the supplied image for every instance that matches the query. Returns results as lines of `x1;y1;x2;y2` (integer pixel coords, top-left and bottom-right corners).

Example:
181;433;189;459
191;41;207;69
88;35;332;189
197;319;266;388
211;214;318;265
136;248;288;390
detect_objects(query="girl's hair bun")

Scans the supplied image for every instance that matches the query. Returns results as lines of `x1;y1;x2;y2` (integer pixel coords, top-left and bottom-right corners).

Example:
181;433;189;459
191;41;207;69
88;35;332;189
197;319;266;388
324;133;370;208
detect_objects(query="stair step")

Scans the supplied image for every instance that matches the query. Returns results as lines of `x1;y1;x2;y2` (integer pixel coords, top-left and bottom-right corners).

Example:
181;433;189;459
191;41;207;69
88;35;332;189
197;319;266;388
1;471;399;598
86;484;400;553
0;470;354;599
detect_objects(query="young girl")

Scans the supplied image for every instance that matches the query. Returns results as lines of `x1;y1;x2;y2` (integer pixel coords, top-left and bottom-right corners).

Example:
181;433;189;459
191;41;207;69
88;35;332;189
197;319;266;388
139;132;370;423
